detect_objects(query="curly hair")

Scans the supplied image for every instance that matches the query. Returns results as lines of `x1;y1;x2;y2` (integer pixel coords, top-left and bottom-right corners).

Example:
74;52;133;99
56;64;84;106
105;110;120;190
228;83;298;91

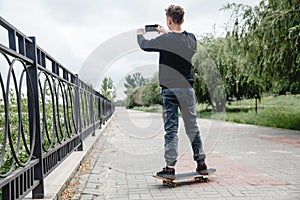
165;5;185;24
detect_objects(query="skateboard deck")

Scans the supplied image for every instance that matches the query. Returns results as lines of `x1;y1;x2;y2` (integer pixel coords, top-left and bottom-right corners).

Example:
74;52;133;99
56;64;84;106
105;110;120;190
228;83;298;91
153;168;216;187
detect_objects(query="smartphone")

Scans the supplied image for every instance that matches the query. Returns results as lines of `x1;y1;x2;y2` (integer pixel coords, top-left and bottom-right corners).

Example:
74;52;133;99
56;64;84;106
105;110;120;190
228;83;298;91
145;24;158;32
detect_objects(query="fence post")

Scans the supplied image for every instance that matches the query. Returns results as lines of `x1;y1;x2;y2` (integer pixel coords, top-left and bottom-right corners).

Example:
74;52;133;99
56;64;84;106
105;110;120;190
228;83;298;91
98;97;102;129
74;75;83;151
26;37;44;198
91;91;95;136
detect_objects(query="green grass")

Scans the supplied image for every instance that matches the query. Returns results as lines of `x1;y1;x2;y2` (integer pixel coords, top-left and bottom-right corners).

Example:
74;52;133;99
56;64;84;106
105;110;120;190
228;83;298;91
198;95;300;130
132;105;162;113
131;95;300;131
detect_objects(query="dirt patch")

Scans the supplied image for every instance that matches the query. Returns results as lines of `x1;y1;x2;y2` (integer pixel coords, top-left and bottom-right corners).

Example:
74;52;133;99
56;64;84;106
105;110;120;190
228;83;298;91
60;155;94;199
257;135;300;148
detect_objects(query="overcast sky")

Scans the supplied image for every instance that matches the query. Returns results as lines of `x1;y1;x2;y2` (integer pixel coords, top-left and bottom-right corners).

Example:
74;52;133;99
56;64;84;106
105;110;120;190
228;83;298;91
0;0;260;99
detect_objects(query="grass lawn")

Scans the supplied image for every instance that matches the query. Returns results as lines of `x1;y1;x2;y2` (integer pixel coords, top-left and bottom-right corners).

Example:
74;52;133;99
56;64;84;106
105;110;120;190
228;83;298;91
132;94;300;130
199;94;300;130
132;105;162;113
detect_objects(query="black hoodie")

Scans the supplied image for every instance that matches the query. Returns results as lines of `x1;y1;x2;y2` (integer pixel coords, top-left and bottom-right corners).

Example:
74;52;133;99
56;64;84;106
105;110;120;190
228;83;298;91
137;31;197;88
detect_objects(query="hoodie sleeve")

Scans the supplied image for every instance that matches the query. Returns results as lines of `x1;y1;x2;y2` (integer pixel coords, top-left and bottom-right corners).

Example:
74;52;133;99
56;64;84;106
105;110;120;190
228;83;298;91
137;34;164;52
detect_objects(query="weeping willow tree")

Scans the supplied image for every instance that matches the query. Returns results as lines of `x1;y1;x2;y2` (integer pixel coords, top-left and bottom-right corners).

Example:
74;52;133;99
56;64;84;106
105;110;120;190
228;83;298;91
193;0;300;110
223;0;300;95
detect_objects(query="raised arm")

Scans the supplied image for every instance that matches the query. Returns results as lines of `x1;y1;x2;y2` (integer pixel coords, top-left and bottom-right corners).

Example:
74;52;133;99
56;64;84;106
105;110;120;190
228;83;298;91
136;26;168;52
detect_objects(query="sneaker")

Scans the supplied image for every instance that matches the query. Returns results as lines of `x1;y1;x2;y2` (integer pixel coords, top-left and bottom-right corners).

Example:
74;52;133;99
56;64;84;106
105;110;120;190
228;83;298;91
196;163;208;175
156;166;175;179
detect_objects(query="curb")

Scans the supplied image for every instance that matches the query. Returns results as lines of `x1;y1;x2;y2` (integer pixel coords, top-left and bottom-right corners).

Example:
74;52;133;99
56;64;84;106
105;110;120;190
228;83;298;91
25;114;116;200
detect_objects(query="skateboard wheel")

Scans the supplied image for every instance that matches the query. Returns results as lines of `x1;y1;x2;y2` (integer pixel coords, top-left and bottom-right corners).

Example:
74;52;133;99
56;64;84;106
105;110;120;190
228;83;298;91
163;180;168;186
194;177;201;182
203;177;209;183
170;183;177;188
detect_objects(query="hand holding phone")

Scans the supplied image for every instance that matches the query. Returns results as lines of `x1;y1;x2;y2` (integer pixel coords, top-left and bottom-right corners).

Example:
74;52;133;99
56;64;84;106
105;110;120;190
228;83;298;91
157;24;169;34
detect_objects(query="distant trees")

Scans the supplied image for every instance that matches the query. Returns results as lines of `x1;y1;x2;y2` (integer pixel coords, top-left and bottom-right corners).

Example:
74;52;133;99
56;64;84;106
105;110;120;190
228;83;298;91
100;77;116;101
124;72;161;108
141;73;162;106
124;72;147;90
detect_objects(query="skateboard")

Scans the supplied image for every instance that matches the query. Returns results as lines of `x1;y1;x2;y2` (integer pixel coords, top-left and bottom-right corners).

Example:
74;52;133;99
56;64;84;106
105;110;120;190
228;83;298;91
153;168;216;188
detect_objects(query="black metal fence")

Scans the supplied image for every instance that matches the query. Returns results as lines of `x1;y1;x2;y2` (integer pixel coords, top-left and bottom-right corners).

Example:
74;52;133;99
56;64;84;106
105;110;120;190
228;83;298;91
0;17;114;199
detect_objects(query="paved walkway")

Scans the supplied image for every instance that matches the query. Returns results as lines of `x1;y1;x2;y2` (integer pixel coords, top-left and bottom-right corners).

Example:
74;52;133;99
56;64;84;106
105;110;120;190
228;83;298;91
62;107;300;199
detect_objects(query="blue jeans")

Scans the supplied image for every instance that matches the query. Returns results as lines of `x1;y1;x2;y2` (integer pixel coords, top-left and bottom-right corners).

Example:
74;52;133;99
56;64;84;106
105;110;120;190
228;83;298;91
162;87;206;166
